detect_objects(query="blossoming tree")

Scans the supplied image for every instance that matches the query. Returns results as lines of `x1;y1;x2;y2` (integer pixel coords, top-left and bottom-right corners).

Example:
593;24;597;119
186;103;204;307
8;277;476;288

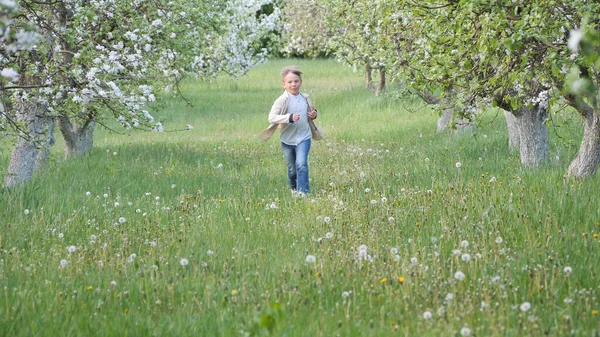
1;0;279;187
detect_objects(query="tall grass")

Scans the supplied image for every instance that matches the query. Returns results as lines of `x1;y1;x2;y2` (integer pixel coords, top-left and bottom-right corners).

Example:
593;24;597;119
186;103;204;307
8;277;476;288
1;58;599;337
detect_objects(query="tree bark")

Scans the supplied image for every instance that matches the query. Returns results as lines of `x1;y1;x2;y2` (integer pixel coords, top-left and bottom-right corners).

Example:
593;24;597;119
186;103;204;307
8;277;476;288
567;112;600;177
436;109;474;133
365;62;375;92
512;105;548;166
504;110;520;150
59;114;95;157
4;101;53;188
375;68;386;96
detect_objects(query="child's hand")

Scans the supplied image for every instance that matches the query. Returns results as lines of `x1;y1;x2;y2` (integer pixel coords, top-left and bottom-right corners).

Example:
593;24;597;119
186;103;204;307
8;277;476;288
292;114;301;122
308;107;318;120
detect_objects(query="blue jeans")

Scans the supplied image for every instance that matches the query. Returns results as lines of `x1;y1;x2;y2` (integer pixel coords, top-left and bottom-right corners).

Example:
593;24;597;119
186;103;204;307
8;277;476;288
281;139;311;193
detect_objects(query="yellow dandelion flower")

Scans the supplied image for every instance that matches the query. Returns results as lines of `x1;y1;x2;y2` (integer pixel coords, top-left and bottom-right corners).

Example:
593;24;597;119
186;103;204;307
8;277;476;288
593;233;599;239
231;289;238;296
592;310;599;316
380;278;388;284
86;286;93;291
397;276;405;284
583;232;589;237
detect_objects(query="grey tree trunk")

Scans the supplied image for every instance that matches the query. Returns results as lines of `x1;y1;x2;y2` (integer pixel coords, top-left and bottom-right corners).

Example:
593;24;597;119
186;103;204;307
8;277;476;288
34;119;55;171
567;112;600;177
4;102;53;188
504;111;520;150
513;105;548;166
437;109;474;133
59;115;95;157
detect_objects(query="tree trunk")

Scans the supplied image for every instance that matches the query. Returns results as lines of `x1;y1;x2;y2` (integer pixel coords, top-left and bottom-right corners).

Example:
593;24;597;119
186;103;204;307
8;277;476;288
436;109;474;133
4;101;53;188
513;105;548;166
365;62;375;92
375;68;386;96
59;115;95;157
34;118;55;171
504;111;520;150
567;112;600;177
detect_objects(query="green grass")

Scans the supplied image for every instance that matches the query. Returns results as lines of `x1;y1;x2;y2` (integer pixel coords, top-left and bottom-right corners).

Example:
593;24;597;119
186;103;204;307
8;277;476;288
1;58;599;337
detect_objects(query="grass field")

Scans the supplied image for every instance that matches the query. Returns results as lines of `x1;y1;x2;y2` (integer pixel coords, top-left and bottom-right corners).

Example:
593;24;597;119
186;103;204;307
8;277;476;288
1;58;599;336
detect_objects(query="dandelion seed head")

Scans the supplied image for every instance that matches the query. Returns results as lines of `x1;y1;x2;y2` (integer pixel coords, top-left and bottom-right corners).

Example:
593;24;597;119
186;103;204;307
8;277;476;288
305;255;316;263
180;258;189;266
454;271;466;281
520;302;531;312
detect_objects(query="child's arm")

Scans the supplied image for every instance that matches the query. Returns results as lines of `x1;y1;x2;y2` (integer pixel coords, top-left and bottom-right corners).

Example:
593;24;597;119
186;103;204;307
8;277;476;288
268;97;293;124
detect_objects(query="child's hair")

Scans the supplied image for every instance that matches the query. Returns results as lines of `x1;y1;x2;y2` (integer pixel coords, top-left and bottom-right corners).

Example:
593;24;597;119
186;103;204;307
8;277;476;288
281;65;302;79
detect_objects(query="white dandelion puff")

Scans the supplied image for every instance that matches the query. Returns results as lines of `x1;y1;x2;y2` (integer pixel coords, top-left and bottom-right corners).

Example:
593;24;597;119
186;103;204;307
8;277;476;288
454;271;466;281
305;255;316;263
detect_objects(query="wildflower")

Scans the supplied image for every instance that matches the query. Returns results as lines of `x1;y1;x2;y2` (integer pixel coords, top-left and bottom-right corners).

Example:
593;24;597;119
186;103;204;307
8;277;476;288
423;311;432;320
86;191;91;196
379;278;388;284
171;184;176;189
58;233;64;239
342;291;351;298
24;209;30;215
564;298;573;304
460;240;469;248
454;271;466;281
325;232;334;239
231;289;238;296
381;197;387;203
305;255;316;263
455;162;462;168
445;293;454;301
520;302;531;312
364;188;371;193
118;217;126;224
410;257;418;265
68;246;76;254
397;276;405;283
127;253;137;263
592;310;599;316
104;194;109;198
453;249;461;256
370;200;377;204
460;327;472;337
564;266;572;274
180;258;189;266
59;259;69;269
110;281;117;287
388;217;395;223
324;217;331;223
216;163;223;169
86;286;93;291
207;250;214;256
390;247;398;255
461;254;471;262
495;237;503;244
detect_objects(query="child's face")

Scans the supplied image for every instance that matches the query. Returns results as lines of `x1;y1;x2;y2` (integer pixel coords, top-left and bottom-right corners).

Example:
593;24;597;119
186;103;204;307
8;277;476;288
282;72;302;95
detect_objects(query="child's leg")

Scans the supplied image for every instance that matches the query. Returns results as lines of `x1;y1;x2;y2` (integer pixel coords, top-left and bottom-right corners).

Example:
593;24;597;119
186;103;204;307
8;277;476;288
295;138;311;194
281;142;297;190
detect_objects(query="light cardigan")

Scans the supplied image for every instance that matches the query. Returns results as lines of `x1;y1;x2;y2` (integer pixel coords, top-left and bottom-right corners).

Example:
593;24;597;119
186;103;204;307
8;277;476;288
260;91;322;142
